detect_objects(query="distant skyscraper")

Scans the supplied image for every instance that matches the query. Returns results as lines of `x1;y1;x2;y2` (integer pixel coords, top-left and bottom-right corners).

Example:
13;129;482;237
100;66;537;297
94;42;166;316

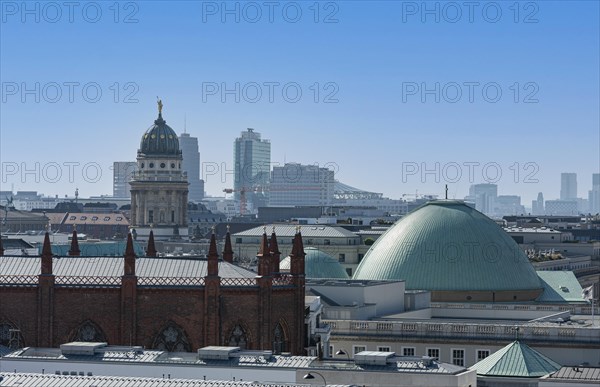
532;192;544;215
179;132;205;202
560;173;577;200
269;163;335;207
589;173;600;214
113;162;137;198
233;128;271;210
545;200;578;215
467;184;497;215
495;195;524;216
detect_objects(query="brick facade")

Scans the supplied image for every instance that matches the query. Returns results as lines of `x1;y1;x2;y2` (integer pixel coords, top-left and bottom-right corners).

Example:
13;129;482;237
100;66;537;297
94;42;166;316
0;231;306;355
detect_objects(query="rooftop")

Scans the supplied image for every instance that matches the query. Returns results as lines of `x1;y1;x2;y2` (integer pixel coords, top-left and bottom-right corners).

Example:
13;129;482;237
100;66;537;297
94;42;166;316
234;225;357;239
0;256;257;286
3;343;469;376
543;366;600;381
0;373;344;387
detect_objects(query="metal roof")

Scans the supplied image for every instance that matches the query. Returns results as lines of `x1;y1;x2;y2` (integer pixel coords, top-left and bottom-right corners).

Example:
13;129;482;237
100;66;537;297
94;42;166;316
234;225;357;239
0;256;256;279
470;340;561;377
353;200;542;292
0;373;344;387
6;344;466;376
280;248;349;279
535;271;586;303
545;366;600;381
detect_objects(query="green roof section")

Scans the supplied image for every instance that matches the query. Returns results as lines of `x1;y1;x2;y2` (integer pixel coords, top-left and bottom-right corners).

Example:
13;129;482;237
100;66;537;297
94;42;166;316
353;200;542;292
280;247;349;279
471;341;561;378
536;271;587;303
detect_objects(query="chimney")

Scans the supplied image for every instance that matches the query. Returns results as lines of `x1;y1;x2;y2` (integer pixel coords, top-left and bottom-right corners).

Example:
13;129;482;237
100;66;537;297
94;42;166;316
222;225;234;263
41;232;53;275
270;226;281;274
68;227;80;256
124;232;136;276
257;227;271;276
146;229;157;257
207;230;219;277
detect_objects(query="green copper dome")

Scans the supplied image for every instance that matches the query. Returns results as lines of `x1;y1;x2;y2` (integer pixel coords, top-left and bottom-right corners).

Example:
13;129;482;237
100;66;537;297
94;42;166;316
471;341;560;377
353;201;542;296
139;113;181;156
280;247;349;279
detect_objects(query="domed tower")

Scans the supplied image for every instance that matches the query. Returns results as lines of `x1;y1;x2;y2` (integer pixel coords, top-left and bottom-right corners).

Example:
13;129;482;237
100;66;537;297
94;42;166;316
129;100;189;240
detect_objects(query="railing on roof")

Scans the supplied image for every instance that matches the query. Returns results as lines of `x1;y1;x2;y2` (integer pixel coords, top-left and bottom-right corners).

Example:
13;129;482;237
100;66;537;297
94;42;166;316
55;276;121;287
323;319;600;344
272;274;294;287
137;276;206;287
0;275;38;286
431;302;593;315
0;274;292;289
220;277;257;287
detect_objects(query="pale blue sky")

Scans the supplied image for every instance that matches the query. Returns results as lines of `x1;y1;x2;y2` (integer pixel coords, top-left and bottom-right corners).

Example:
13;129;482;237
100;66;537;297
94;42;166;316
1;0;599;204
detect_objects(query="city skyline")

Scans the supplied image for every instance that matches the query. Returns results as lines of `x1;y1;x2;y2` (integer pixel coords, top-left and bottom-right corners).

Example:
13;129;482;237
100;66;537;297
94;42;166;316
1;1;599;204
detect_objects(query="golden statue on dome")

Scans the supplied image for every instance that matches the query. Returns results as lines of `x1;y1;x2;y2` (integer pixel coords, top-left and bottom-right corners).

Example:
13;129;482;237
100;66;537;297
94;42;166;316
157;97;163;114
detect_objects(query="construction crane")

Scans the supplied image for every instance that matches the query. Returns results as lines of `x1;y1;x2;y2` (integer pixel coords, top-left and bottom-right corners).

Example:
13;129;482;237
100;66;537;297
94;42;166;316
223;187;259;216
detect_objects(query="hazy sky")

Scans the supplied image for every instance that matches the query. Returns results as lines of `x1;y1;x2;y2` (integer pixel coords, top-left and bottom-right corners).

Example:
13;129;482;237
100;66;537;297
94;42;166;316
1;0;599;204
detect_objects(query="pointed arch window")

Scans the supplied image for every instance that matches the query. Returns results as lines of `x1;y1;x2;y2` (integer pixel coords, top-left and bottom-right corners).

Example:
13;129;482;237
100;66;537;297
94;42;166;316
273;322;287;354
0;322;24;349
71;321;107;343
228;324;248;349
152;322;191;352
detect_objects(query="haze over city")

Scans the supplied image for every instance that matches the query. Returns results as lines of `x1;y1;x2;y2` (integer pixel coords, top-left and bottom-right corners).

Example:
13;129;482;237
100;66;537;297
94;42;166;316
1;1;598;203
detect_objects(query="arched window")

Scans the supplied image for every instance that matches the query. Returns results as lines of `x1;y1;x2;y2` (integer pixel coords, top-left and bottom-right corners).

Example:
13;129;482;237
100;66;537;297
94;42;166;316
70;321;107;343
152;322;191;352
0;322;24;349
228;324;248;349
272;322;287;354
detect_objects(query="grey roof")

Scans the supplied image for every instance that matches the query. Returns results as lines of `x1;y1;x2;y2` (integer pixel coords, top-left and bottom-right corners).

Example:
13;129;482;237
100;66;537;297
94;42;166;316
312;357;467;374
545;366;600;381
0;373;342;387
7;344;467;376
0;256;256;279
234;225;357;239
470;340;560;377
0;345;16;357
0;238;34;249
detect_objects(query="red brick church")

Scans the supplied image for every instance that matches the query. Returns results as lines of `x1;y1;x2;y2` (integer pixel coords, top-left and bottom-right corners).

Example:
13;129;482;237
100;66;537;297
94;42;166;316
0;228;306;354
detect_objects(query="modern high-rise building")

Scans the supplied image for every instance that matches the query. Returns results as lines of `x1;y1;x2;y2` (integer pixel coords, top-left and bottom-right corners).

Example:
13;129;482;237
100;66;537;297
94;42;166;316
545;199;578;215
466;183;497;215
113;162;137;198
560;173;577;200
179;132;205;202
269;163;335;207
494;195;524;215
589;173;600;214
233;128;271;211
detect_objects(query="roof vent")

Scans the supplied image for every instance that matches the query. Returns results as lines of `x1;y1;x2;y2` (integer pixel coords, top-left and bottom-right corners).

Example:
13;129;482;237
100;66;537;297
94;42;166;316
354;351;395;366
60;342;107;356
198;346;240;360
